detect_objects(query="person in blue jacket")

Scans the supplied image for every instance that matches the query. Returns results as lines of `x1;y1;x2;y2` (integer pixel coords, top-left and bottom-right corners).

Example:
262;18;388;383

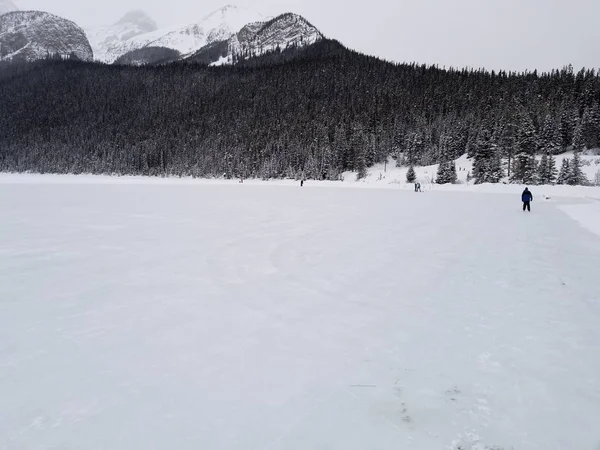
522;187;533;211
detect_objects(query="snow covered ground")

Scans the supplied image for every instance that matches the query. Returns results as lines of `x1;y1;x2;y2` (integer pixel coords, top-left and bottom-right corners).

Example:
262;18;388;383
1;176;600;450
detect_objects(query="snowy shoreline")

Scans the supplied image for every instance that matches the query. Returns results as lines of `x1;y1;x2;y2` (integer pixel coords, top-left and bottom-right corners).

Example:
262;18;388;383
1;171;600;199
3;169;600;239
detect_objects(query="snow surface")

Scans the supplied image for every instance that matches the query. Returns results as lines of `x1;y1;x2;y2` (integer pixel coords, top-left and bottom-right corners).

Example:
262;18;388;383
1;176;600;450
560;202;600;238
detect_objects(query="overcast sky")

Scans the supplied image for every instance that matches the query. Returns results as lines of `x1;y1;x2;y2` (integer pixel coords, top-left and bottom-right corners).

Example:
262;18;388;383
17;0;600;72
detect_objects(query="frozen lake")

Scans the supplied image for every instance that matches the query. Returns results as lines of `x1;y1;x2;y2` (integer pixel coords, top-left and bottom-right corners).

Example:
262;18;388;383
1;180;599;449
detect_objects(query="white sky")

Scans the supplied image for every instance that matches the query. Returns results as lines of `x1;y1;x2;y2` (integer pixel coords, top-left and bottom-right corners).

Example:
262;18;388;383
16;0;600;72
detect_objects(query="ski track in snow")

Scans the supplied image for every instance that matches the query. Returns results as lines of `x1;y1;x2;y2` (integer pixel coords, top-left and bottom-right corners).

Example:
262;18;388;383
1;182;599;450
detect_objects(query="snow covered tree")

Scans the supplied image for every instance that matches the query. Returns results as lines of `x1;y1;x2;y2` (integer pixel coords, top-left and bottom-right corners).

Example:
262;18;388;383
435;140;457;184
487;150;504;183
560;107;577;149
498;118;517;178
539;115;561;155
536;153;557;185
436;160;457;184
406;165;416;183
546;153;557;184
556;158;570;184
355;147;368;180
436;161;448;184
472;129;489;184
581;105;600;149
516;112;538;156
537;153;549;184
511;111;538;184
569;151;588;185
404;131;425;166
511;152;536;184
472;128;502;184
572;121;585;152
449;161;458;184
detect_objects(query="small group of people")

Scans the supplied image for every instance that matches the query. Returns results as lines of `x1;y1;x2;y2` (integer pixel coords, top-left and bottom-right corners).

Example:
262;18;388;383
414;182;422;192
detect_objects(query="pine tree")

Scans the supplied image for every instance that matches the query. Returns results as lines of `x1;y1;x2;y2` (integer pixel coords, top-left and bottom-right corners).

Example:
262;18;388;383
436;161;457;184
539;115;561;155
511;152;536;184
581;106;600;149
517;112;538;156
355;147;368;180
537;153;549;184
436;140;456;184
536;153;557;185
436;161;447;184
498;118;517;179
406;165;416;183
556;158;570;184
547;153;557;184
560;107;576;149
511;111;538;184
572;121;585;151
448;160;458;184
404;131;424;166
487;151;504;183
569;151;588;185
472;127;498;184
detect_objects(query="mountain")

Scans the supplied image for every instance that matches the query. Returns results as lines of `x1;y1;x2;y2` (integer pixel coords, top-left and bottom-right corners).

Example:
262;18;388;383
91;5;263;63
0;11;93;62
189;13;324;65
232;13;323;61
87;10;158;63
0;0;18;15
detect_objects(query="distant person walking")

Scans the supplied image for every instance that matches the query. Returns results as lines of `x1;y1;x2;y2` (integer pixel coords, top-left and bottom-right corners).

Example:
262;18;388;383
414;182;421;193
522;187;533;212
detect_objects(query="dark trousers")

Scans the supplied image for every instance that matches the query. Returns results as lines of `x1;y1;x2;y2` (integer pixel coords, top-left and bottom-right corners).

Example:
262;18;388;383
523;201;531;211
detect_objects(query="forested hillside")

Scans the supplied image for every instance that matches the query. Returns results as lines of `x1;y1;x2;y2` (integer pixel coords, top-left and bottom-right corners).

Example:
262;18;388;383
1;40;599;182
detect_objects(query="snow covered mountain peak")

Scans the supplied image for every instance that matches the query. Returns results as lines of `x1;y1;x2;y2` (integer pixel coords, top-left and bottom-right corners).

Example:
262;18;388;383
115;10;157;31
88;5;321;65
0;0;19;15
197;4;263;45
204;12;324;65
87;9;158;62
0;10;93;62
256;12;323;48
92;3;264;63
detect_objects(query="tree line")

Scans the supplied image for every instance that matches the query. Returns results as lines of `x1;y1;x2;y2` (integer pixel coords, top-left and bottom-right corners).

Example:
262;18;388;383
0;40;599;184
